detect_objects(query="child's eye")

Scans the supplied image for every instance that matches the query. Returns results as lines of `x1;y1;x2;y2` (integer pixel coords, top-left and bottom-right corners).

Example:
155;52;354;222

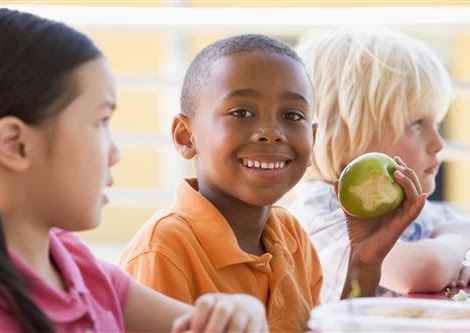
100;116;111;127
410;120;423;131
283;111;305;121
229;109;253;118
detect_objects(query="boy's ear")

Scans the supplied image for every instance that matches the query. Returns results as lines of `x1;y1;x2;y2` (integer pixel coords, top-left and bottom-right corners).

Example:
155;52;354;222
171;113;196;160
0;116;31;171
308;122;318;167
312;122;318;144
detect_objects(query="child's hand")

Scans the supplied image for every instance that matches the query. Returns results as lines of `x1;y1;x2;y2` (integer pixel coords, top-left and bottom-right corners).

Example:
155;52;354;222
171;293;269;333
449;266;470;288
339;157;427;297
340;156;426;264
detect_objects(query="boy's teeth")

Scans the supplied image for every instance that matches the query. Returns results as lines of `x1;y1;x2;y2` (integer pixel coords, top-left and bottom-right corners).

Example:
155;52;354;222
242;159;287;169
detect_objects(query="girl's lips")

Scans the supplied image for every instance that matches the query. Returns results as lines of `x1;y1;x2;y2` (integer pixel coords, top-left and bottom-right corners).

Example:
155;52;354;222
101;193;109;205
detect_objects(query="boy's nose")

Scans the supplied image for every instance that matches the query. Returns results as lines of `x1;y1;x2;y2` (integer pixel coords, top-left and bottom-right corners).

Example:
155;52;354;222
429;128;444;154
252;126;286;143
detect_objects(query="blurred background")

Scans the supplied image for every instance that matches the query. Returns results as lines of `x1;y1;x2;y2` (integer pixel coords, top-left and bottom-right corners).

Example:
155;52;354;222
3;0;470;263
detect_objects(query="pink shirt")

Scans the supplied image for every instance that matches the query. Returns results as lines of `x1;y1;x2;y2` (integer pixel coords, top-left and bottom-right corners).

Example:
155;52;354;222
0;229;131;332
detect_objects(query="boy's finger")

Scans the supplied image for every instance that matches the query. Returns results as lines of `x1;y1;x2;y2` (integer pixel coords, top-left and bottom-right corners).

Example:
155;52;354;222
395;164;422;194
457;267;470;287
392;193;427;235
393;170;419;202
394;156;407;167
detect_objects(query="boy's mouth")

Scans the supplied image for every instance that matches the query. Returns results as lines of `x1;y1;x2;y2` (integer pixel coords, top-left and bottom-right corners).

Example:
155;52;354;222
241;158;291;169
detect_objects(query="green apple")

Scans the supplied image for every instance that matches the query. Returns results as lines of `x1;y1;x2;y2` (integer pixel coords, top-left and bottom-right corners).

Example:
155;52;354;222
338;152;404;218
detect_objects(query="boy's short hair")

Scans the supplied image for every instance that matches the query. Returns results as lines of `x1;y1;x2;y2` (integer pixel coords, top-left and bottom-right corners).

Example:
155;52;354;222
297;27;451;182
181;34;304;116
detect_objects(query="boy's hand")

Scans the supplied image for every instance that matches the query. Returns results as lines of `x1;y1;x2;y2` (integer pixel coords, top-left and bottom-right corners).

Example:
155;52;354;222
449;265;470;288
171;293;269;333
339;156;427;297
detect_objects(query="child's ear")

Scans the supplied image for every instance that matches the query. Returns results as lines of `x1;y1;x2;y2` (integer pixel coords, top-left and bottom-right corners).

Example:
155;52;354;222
312;122;318;144
308;122;318;167
171;113;196;160
0;116;30;171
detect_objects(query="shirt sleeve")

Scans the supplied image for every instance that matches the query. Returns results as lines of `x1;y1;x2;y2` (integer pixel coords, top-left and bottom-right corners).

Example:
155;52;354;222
98;260;132;313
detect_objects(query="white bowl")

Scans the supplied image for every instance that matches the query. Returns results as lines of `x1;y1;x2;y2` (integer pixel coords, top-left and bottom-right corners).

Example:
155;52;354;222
309;297;470;332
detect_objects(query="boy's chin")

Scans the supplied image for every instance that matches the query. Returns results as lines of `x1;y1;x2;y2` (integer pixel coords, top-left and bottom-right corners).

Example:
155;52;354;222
240;193;285;208
421;179;435;197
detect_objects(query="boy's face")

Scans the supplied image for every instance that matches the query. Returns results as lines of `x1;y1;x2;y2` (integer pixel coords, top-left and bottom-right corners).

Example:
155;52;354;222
380;111;444;195
184;51;315;207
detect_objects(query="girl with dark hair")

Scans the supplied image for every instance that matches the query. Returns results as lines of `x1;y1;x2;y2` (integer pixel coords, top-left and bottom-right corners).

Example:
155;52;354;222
0;8;268;333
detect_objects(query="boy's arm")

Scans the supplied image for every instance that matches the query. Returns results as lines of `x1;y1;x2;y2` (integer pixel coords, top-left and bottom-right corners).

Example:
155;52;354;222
340;159;427;299
381;224;470;293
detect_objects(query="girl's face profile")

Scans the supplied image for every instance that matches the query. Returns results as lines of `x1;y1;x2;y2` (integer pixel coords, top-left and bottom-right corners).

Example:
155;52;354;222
30;58;120;231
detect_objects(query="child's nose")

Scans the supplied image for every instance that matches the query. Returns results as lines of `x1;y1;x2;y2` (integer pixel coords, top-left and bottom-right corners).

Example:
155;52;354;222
252;125;286;143
429;128;444;154
109;141;121;167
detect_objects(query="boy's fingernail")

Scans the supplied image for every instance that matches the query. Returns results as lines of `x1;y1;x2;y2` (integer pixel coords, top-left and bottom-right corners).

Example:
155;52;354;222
394;170;404;178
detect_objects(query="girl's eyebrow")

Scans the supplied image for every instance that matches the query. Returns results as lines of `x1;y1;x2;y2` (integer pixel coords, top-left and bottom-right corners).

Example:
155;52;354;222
100;100;116;111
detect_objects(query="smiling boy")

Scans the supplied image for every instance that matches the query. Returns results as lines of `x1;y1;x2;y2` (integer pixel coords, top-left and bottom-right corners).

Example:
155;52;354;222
120;34;426;332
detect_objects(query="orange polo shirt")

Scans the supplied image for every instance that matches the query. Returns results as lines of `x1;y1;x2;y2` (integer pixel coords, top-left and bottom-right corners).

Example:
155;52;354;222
120;178;322;333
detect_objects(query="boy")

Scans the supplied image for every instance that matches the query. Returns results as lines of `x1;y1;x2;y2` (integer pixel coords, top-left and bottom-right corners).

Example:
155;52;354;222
120;34;426;332
290;27;470;303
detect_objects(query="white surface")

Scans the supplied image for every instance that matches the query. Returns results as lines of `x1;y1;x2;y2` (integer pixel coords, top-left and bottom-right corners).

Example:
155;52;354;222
309;297;470;332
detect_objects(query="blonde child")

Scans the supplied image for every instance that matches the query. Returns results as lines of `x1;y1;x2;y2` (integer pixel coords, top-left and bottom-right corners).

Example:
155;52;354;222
290;27;470;302
120;33;426;332
0;8;268;333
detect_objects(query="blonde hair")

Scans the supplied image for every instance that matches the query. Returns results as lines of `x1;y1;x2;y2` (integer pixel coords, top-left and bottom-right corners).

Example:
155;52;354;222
297;27;452;182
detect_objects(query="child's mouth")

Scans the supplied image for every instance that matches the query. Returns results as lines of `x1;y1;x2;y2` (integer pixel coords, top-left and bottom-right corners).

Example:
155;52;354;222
241;158;291;170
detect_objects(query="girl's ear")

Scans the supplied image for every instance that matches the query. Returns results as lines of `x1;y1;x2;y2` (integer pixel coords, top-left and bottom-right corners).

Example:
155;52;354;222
0;116;31;171
171;114;196;160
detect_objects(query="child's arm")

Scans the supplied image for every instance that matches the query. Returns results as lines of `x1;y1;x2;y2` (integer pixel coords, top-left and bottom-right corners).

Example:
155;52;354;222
340;157;427;298
381;224;470;293
123;279;268;332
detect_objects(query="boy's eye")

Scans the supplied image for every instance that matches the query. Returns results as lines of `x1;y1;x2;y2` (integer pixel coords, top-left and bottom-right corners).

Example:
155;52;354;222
283;111;305;121
229;109;253;118
410;120;423;131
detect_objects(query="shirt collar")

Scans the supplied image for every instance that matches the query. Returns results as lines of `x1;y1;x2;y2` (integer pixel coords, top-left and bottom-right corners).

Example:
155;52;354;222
7;229;89;322
171;178;297;269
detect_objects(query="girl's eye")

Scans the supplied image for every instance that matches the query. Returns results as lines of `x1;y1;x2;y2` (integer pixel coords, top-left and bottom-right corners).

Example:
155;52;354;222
230;109;253;118
100;116;111;127
283;111;304;121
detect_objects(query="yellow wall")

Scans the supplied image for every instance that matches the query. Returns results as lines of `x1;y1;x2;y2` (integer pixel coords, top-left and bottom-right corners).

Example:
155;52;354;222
5;2;470;244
